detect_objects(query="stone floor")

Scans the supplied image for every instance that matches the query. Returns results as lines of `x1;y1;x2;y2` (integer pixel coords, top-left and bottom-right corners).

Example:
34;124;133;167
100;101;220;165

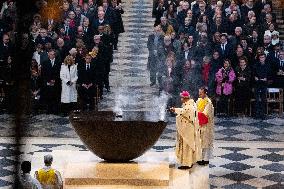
0;0;284;188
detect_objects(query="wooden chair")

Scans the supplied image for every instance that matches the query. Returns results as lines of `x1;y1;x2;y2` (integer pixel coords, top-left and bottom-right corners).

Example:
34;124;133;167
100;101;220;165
249;88;255;116
266;88;283;115
214;96;232;115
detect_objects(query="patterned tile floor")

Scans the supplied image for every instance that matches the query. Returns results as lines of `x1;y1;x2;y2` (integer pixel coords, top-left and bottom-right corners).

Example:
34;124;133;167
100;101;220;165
0;0;284;188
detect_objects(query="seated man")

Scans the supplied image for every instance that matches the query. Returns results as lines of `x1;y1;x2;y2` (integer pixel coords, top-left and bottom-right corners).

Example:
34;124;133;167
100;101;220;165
35;154;63;189
19;161;42;189
170;91;201;169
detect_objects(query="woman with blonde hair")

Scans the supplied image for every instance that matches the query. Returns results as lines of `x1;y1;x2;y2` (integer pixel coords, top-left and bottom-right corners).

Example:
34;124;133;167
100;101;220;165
60;55;78;115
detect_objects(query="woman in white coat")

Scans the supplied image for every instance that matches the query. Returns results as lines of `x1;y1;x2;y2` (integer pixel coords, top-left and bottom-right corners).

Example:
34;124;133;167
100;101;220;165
60;55;78;115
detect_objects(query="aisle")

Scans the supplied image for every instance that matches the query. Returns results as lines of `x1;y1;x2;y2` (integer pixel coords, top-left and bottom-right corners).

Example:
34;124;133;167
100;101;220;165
98;0;160;112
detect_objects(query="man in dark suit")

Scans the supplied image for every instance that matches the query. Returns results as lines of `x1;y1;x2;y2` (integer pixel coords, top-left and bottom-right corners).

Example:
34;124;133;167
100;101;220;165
192;1;209;21
41;49;61;114
60;17;76;41
267;43;280;67
82;2;96;23
247;29;261;52
253;53;271;119
97;26;113;92
110;0;125;50
0;34;13;68
209;14;228;34
78;54;97;110
82;17;94;50
147;25;164;86
92;11;109;34
215;33;233;61
179;42;192;62
55;38;69;64
272;49;284;89
0;33;13;98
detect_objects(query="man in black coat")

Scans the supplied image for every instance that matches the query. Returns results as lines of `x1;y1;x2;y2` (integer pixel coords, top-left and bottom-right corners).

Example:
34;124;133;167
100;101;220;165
153;0;167;26
78;54;97;110
271;49;284;89
110;0;124;50
82;17;94;50
103;0;115;26
253;53;271;119
192;1;209;21
0;33;14;96
0;33;13;65
209;15;228;35
266;43;280;69
41;49;61;114
91;35;106;98
60;17;76;42
231;46;248;70
82;2;96;23
247;29;261;52
97;27;113;92
55;38;69;64
35;28;53;46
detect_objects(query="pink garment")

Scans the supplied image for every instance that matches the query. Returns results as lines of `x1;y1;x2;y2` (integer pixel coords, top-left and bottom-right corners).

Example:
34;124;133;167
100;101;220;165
215;67;236;95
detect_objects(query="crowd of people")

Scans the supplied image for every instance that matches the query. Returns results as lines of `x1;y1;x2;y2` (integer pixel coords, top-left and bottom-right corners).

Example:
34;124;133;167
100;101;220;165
148;0;283;119
0;0;124;115
0;0;283;119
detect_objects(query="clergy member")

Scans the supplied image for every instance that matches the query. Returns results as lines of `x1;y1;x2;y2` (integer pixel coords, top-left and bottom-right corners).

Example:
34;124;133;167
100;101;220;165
196;87;214;165
170;91;202;169
35;154;63;189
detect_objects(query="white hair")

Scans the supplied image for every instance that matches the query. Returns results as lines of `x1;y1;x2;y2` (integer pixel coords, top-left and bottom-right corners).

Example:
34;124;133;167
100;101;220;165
44;154;53;166
235;27;242;33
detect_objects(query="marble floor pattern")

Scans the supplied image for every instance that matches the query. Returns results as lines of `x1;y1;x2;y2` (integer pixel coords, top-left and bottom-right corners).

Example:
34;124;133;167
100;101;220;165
0;0;284;188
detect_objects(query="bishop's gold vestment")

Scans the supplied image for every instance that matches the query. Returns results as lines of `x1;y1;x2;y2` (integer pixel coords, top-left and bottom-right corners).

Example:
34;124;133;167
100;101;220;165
174;99;202;166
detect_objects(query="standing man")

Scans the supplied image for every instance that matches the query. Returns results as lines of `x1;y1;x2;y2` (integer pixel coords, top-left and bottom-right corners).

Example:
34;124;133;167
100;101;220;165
273;49;284;91
41;49;61;114
216;33;233;61
254;53;271;119
147;25;163;86
78;54;97;110
35;154;63;189
196;87;214;165
170;91;201;169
